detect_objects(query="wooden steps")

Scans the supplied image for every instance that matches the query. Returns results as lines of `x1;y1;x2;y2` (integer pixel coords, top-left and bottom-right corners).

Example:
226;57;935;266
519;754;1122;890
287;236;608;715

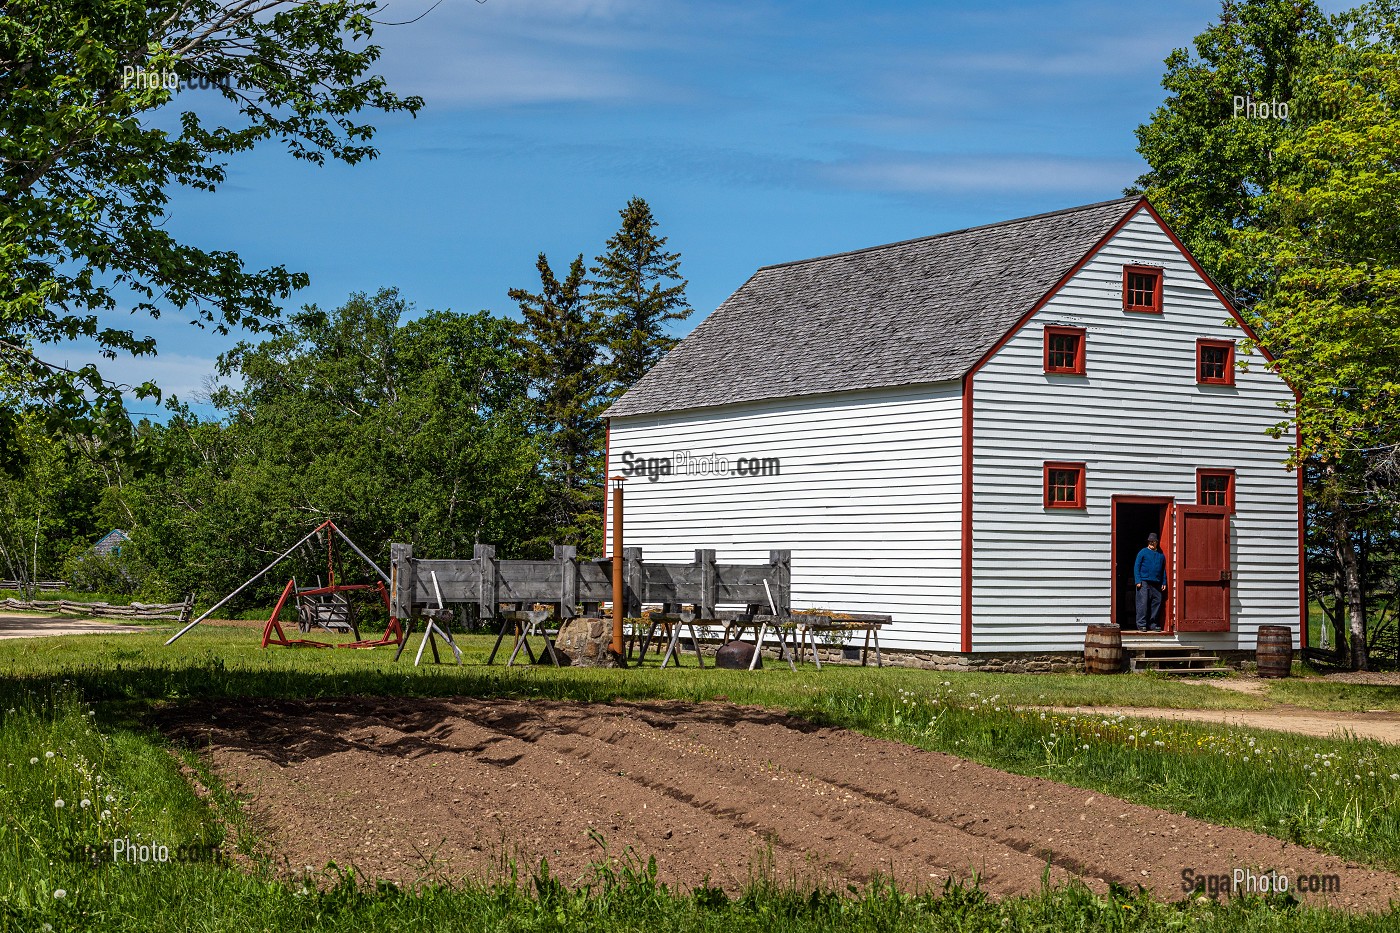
1119;635;1227;675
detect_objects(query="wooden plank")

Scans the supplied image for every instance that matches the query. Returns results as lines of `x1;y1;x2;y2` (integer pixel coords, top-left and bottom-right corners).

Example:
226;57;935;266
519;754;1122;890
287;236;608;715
579;561;611;602
697;549;717;618
770;550;792;614
640;564;703;587
410;561;483;586
624;547;644;615
476;544;498;619
390;543;414;619
557;545;579;620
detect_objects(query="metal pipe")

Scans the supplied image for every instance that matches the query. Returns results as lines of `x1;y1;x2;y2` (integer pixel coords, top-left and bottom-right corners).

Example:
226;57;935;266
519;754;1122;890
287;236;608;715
328;522;390;583
610;477;625;659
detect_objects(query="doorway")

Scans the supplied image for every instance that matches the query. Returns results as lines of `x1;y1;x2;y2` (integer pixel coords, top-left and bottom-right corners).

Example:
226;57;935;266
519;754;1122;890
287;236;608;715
1111;497;1172;631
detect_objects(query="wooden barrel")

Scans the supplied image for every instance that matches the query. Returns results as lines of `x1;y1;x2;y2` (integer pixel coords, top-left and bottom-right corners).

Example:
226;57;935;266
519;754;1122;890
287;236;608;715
1084;624;1125;674
1256;625;1293;678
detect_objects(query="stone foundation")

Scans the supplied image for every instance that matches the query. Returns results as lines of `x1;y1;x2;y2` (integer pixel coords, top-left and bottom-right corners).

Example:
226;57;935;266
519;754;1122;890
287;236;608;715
554;617;625;668
670;641;1085;673
641;638;1262;675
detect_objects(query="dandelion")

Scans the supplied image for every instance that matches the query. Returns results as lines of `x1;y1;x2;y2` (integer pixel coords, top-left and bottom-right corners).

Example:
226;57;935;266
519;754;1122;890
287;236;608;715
54;799;65;809
100;810;111;820
80;799;91;809
45;751;54;759
29;757;38;765
52;889;66;899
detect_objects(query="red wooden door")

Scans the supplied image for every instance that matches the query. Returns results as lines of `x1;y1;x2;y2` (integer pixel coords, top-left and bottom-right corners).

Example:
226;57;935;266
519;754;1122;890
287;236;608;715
1175;505;1231;632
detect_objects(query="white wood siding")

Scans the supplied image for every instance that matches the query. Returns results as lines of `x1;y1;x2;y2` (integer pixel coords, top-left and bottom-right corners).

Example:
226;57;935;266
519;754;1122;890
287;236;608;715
608;384;964;651
970;207;1300;652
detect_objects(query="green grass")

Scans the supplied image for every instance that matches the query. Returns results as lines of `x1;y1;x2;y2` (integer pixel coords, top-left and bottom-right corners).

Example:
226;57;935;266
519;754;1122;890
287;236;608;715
0;625;1275;709
1264;681;1400;713
3;626;1400;929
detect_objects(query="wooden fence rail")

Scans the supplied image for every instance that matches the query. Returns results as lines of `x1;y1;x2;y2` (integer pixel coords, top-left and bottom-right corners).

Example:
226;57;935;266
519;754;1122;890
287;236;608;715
0;580;68;591
2;596;194;623
389;544;791;621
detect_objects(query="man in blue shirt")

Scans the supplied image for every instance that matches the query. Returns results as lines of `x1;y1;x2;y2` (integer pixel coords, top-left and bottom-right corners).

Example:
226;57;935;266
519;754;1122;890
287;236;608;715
1134;532;1168;632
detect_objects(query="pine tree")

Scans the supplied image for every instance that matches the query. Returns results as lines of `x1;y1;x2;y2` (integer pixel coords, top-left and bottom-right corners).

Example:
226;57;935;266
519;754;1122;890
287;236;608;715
590;197;692;396
509;253;606;553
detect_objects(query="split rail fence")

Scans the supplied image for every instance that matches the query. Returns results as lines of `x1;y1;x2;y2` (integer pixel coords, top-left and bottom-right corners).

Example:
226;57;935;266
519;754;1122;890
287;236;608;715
2;596;195;623
1;580;68;591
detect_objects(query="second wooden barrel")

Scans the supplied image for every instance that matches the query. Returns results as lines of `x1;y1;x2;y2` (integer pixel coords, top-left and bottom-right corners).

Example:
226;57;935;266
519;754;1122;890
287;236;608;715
1256;625;1293;678
1084;624;1125;674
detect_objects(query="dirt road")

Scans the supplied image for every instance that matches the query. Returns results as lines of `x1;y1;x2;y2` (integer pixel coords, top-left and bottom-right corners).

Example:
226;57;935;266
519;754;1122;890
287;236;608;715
0;612;142;639
1045;704;1400;744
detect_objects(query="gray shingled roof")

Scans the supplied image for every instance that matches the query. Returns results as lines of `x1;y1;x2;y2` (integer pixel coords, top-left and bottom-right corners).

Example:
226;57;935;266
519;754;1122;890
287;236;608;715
606;196;1142;419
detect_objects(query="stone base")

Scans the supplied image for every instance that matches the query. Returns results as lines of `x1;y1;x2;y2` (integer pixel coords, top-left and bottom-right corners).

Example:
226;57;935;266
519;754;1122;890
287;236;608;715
554;617;626;668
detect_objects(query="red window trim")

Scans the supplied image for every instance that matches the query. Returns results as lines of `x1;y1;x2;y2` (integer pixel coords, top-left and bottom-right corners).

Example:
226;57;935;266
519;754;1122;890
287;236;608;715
1196;338;1235;385
1122;264;1163;313
1043;461;1087;510
1043;325;1087;375
1197;468;1236;512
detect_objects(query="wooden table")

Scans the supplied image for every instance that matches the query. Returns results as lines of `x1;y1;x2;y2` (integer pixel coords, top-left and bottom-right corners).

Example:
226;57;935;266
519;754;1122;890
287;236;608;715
794;614;890;668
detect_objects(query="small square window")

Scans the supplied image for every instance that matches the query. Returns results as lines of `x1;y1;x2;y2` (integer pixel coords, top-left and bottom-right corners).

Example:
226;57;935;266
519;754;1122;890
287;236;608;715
1043;325;1086;374
1198;469;1235;511
1044;462;1087;509
1197;339;1235;385
1123;265;1163;313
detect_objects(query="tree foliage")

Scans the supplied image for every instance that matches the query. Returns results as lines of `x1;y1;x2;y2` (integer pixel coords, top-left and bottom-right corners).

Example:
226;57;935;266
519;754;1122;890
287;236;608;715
1134;0;1400;668
510;255;606;553
1131;0;1336;298
2;191;692;607
0;0;421;434
590;196;692;395
4;291;551;608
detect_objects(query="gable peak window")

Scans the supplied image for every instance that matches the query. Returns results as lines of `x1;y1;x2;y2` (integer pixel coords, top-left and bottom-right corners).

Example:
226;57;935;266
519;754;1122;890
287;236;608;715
1122;265;1163;313
1043;462;1087;509
1043;325;1087;375
1197;338;1235;385
1198;469;1236;511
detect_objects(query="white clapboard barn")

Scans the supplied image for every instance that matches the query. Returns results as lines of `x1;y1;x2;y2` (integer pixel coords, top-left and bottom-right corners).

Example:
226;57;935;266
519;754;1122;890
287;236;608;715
604;197;1303;657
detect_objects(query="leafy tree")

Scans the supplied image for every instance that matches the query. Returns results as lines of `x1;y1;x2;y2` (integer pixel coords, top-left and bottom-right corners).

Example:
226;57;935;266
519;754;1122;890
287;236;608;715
1224;12;1400;668
0;1;422;435
0;413;114;593
510;254;606;553
111;290;548;606
590;197;692;395
1134;0;1400;668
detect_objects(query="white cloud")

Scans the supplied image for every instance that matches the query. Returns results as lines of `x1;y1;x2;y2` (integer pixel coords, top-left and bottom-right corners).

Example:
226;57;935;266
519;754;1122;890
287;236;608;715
371;0;695;107
51;348;224;407
820;152;1144;196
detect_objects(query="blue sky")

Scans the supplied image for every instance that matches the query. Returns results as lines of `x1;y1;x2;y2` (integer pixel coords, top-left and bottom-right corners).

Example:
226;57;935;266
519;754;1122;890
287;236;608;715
61;0;1347;416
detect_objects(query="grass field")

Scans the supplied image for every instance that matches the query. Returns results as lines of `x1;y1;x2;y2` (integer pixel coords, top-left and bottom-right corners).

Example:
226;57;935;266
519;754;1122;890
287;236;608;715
1;622;1398;930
